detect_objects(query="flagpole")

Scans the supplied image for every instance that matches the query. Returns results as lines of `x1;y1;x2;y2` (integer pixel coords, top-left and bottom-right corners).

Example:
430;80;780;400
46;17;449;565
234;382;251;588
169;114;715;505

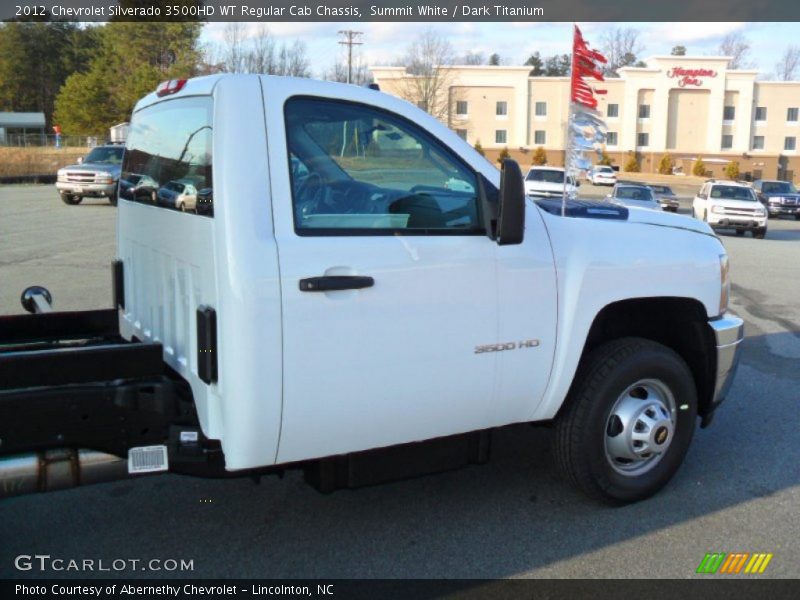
563;26;579;217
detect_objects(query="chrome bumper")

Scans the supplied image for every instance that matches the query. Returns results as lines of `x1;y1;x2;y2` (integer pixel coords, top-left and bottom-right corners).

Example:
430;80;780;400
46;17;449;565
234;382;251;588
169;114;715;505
708;313;744;407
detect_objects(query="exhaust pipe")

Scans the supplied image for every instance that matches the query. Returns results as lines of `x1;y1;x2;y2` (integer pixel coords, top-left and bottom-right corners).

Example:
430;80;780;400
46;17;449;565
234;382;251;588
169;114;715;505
0;449;129;499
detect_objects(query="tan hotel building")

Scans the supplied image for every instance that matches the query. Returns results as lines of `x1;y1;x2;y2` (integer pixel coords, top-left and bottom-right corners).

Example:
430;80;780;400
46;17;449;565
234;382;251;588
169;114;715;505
371;56;800;182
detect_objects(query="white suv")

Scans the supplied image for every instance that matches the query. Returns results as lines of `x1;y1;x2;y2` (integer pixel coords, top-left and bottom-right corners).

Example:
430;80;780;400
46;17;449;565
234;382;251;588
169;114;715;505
692;180;768;239
524;166;578;199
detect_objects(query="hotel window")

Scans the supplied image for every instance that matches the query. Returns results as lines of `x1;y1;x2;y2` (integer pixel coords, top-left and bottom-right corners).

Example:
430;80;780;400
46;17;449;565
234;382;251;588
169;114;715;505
755;107;767;122
607;104;619;118
455;129;467;141
721;134;733;150
785;137;797;151
534;130;546;145
788;107;799;122
752;136;765;150
638;104;650;119
495;130;507;144
606;131;618;146
723;106;735;120
455;101;468;116
637;132;649;147
496;101;508;116
535;101;547;117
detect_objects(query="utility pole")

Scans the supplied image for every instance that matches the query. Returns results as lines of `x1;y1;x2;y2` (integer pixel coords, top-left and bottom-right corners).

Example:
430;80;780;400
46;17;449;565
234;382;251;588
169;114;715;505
338;30;363;84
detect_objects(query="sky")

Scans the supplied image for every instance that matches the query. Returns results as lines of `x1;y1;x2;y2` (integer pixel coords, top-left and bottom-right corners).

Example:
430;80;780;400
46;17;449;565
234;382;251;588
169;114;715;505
201;21;800;79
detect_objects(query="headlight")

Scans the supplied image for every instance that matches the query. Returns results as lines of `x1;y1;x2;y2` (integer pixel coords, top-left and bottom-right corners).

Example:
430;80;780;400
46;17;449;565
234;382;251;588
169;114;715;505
719;254;730;315
754;207;766;217
711;205;726;214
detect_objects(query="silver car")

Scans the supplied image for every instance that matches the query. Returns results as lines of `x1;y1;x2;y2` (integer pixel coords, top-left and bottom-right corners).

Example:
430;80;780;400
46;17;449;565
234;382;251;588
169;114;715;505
606;184;661;211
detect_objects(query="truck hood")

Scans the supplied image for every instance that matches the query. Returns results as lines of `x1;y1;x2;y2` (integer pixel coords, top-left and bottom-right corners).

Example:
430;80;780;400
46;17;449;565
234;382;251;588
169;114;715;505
59;163;121;175
535;198;714;237
626;205;714;236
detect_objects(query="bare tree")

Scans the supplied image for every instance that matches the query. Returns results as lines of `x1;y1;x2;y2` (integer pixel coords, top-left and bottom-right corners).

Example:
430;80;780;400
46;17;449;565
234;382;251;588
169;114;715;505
775;45;800;81
719;32;754;69
601;27;644;76
461;51;485;65
393;29;457;121
325;56;372;86
209;25;310;77
221;22;246;73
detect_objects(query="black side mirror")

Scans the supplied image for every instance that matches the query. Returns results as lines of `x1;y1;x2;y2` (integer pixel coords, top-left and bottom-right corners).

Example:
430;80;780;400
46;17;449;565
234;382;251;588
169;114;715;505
497;159;525;246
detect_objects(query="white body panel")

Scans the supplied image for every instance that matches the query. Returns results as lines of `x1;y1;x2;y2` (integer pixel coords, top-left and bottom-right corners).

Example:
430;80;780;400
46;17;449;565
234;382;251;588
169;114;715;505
529;206;724;421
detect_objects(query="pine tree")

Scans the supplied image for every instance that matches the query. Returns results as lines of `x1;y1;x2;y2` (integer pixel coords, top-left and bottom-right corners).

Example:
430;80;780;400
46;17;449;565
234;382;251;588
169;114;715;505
724;160;740;180
473;140;485;156
497;146;511;165
693;157;707;177
531;146;548;165
657;153;674;175
624;153;640;172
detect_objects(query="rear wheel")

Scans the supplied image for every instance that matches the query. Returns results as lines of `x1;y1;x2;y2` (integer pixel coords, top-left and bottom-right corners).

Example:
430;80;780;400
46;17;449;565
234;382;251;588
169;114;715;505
179;202;186;212
795;214;800;221
554;338;697;505
736;229;745;236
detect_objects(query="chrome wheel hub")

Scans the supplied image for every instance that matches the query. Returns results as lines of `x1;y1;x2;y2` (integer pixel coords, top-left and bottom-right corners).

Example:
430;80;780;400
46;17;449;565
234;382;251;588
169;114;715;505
604;379;677;476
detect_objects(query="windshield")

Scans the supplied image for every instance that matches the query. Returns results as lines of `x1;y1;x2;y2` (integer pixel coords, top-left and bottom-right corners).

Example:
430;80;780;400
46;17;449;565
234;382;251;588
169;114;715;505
616;186;655;201
761;181;797;194
597;167;613;173
650;185;672;194
166;182;185;193
526;169;566;183
84;146;124;164
711;185;756;201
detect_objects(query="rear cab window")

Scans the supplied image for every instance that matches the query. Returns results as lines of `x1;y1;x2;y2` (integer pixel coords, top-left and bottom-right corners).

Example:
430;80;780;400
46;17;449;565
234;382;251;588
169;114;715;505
121;96;213;216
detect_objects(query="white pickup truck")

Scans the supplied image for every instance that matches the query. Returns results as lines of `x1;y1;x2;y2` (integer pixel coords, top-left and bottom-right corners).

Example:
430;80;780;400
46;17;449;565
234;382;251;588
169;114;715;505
0;75;743;505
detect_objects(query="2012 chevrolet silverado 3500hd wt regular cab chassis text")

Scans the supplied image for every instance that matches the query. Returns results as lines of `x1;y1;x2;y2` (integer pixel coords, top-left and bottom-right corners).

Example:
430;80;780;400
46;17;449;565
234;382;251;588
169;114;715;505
0;75;743;504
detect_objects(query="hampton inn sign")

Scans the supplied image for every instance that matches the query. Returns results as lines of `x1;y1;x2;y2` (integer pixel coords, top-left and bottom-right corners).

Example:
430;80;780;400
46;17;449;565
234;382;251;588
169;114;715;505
666;67;718;87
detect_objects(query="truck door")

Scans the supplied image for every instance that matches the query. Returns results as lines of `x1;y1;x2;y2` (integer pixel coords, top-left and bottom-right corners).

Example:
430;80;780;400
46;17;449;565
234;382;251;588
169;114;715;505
269;96;501;463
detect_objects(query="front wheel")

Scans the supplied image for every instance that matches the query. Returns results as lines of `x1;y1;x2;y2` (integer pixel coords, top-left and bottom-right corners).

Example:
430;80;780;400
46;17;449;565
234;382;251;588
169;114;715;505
753;227;767;239
60;193;83;205
554;338;697;505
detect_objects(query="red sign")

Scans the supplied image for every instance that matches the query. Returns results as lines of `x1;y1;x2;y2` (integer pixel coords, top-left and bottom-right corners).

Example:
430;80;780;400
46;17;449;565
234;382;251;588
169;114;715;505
667;67;718;87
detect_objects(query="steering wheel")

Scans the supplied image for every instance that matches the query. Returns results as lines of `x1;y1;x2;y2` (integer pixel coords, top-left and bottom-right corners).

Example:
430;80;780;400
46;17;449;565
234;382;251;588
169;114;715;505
295;173;324;219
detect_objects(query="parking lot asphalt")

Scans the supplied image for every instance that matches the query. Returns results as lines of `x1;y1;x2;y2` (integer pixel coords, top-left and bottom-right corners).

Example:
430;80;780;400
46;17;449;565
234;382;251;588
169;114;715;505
0;185;798;579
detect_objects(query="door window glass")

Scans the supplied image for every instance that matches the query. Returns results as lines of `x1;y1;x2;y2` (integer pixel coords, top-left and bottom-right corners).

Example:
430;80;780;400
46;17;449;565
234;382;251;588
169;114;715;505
284;97;482;234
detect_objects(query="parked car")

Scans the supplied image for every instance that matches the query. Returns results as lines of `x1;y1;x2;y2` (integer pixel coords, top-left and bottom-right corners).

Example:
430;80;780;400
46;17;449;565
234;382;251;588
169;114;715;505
649;184;680;212
606;184;661;211
156;179;199;212
119;173;159;203
752;179;800;219
586;165;617;186
56;144;124;206
524;166;578;199
692;180;767;238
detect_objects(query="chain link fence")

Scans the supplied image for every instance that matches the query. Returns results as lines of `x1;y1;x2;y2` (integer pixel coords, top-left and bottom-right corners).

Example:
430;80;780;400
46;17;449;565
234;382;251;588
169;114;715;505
0;133;100;148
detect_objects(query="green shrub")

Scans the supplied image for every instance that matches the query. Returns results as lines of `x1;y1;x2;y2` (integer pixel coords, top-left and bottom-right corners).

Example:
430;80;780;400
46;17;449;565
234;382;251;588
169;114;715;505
496;146;511;165
473;140;485;156
724;160;740;180
624;153;640;172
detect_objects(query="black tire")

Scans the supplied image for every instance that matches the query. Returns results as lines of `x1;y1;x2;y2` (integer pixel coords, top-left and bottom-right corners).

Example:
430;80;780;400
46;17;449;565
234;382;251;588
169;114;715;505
795;214;800;221
753;227;767;239
736;229;745;236
554;338;697;505
60;194;82;205
179;202;186;212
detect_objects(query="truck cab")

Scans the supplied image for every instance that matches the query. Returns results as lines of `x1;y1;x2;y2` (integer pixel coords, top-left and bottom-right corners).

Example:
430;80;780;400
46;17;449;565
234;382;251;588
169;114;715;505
1;75;744;505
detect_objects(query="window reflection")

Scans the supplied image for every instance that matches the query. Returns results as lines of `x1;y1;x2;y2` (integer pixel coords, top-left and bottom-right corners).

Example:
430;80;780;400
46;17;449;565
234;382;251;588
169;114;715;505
285;97;481;234
120;97;213;216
